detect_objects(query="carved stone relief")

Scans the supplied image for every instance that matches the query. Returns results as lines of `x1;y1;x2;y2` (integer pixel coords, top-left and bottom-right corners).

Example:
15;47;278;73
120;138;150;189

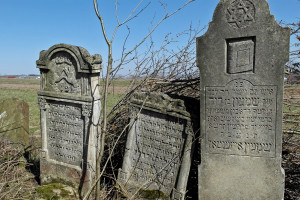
226;0;255;29
37;44;102;194
205;79;276;157
47;52;80;94
227;37;255;74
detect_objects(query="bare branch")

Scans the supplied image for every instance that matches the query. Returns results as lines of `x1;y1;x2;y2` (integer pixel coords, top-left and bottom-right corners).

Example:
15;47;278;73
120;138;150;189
114;0;195;73
121;0;148;26
115;0;120;25
94;0;110;46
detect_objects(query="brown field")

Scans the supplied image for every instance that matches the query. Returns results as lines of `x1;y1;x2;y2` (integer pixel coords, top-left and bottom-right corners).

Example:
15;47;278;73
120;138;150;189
0;78;134;94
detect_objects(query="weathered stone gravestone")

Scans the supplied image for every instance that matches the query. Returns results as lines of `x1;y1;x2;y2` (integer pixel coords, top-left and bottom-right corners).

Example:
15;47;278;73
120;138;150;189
36;44;102;192
0;98;29;147
118;93;195;200
197;0;289;199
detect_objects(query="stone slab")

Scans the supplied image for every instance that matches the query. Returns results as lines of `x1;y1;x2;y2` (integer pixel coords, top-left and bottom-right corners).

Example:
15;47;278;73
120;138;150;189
118;93;196;200
0;98;29;147
36;43;102;193
197;0;289;199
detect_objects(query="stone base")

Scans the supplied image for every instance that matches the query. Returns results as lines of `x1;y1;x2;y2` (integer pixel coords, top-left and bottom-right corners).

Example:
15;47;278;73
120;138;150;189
198;154;285;200
40;156;92;195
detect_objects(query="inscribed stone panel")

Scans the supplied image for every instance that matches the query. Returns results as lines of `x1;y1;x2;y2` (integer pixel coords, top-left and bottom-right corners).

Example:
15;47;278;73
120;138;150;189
118;93;195;200
46;101;84;166
205;79;277;157
197;0;289;199
129;110;185;194
37;44;102;194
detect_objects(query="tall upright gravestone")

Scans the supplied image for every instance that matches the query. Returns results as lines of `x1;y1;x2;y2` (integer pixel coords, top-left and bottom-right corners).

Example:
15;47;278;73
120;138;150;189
36;44;102;191
197;0;289;199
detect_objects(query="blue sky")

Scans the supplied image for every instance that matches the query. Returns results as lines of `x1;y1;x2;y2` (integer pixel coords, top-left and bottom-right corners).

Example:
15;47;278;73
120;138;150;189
0;0;299;75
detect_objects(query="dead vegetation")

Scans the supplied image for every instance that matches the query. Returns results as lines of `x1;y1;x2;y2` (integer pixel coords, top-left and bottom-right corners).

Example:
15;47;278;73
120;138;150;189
282;85;300;200
0;82;299;199
0;142;38;199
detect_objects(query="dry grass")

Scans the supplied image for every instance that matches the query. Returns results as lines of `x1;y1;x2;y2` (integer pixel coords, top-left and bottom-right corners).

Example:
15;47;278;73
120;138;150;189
0;142;38;199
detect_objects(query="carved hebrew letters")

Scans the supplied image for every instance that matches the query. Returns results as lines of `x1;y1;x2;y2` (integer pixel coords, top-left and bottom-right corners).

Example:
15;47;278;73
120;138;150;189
127;111;186;195
46;101;84;166
118;93;195;199
205;79;277;157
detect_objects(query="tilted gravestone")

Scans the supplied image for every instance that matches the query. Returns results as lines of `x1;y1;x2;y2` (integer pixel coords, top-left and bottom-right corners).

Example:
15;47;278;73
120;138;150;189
118;93;196;200
197;0;289;199
0;98;29;147
36;44;102;192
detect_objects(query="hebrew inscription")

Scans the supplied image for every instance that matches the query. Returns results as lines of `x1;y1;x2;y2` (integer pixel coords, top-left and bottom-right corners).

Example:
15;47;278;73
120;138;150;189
205;79;277;157
226;0;255;29
227;37;255;74
46;101;84;166
128;111;185;194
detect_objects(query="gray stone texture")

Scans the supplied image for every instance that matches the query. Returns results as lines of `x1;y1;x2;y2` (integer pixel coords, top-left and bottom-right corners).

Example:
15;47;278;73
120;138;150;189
118;93;195;200
197;0;290;199
36;44;102;193
0;98;29;147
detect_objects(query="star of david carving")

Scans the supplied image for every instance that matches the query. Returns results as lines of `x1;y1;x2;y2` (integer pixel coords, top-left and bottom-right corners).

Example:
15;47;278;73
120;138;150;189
226;0;255;28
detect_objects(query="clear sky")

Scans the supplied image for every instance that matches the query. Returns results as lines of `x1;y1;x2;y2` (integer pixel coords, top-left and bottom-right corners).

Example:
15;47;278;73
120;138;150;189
0;0;299;75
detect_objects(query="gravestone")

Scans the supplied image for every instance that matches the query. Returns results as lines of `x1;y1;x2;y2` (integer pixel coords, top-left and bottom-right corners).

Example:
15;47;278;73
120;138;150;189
0;98;29;147
197;0;289;199
36;44;102;192
118;93;195;200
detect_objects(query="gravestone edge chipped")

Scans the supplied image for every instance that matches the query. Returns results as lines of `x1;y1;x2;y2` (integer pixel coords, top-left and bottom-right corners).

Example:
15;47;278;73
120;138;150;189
36;43;102;193
197;0;289;199
118;92;195;200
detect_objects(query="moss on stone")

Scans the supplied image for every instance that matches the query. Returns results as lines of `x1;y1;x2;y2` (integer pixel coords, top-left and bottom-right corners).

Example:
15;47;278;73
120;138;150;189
42;177;76;188
34;182;76;199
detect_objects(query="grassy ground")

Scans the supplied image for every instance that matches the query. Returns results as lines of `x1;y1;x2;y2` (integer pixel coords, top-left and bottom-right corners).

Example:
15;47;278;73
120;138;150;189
0;78;40;85
0;78;126;135
0;89;40;135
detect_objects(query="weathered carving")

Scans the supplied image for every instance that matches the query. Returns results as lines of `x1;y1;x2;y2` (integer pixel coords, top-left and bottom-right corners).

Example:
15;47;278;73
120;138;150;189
37;44;101;193
119;93;196;199
82;104;92;117
120;111;186;195
227;37;255;74
48;52;80;94
38;97;47;110
205;79;276;157
131;93;190;117
46;102;83;166
226;0;255;29
197;0;290;198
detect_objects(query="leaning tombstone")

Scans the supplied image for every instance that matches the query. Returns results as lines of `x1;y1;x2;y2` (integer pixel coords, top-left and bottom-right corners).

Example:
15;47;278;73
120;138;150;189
118;92;197;200
197;0;289;199
36;44;102;192
0;98;29;147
